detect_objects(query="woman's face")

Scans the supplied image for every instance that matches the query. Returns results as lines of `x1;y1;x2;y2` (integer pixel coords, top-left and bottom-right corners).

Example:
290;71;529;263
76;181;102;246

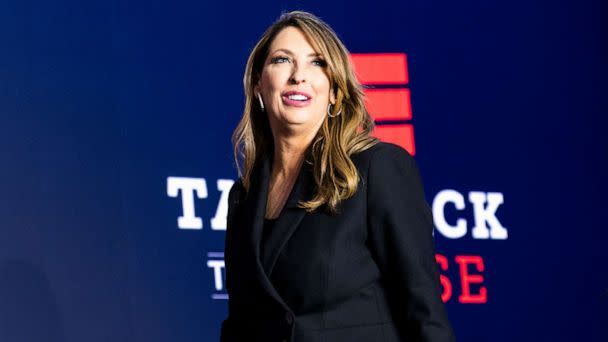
256;26;335;139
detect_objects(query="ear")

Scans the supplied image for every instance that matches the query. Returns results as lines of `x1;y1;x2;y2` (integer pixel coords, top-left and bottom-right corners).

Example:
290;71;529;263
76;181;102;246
254;78;263;95
329;88;336;105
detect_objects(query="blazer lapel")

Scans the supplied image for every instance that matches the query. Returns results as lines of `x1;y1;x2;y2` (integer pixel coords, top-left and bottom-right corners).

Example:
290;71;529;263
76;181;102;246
247;156;288;309
260;161;314;276
248;156;315;308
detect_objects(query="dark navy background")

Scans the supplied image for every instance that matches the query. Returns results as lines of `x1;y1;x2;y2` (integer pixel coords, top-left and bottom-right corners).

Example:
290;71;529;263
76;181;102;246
1;0;606;341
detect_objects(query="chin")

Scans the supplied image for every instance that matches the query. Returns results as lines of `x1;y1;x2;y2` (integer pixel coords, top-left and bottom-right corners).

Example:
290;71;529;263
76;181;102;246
280;112;317;125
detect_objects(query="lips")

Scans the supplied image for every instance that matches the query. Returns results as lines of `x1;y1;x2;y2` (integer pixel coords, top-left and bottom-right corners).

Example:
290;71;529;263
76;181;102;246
281;91;312;107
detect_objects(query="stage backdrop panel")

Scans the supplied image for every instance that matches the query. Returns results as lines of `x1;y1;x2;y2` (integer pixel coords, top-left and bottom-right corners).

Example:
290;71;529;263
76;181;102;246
1;0;606;341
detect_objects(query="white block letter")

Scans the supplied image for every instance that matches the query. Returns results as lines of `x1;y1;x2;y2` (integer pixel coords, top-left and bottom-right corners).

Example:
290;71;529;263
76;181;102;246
167;177;207;229
211;179;235;231
432;189;467;239
469;191;508;239
207;260;225;291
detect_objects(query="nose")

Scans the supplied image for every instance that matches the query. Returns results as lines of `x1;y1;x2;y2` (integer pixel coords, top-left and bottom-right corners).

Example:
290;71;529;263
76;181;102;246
289;64;306;84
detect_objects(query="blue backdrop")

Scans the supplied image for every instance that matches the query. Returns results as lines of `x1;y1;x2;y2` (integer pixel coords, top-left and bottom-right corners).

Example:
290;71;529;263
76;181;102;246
1;0;606;341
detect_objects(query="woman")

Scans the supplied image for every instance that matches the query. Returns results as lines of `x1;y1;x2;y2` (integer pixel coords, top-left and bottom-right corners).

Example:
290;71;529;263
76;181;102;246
221;11;455;342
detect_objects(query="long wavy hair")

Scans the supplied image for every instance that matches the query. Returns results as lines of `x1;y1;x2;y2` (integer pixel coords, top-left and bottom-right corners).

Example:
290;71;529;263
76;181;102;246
233;11;378;213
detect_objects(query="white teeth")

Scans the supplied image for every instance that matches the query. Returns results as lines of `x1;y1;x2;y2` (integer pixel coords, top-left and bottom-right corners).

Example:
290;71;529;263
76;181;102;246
287;94;308;101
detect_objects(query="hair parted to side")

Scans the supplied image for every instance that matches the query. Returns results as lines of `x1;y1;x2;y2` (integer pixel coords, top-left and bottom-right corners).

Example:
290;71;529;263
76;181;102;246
232;10;378;213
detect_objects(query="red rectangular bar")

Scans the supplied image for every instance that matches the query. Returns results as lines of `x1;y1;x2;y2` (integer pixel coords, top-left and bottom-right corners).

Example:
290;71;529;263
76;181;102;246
350;53;409;85
371;124;416;156
364;88;412;121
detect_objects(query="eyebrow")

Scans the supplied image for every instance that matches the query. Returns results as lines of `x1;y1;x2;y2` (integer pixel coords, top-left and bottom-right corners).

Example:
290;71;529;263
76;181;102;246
269;48;321;57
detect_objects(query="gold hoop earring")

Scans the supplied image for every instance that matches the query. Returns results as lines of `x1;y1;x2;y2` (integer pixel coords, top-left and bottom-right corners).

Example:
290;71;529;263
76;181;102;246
327;104;342;117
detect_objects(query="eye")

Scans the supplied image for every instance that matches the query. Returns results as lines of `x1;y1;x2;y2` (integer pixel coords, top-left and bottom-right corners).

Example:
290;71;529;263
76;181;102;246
270;56;290;64
312;58;327;67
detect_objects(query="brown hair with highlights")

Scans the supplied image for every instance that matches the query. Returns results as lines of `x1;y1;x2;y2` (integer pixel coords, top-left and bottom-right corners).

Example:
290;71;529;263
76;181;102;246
233;10;378;213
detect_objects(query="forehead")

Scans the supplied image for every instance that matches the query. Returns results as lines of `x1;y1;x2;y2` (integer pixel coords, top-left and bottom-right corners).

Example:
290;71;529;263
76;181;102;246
268;26;319;55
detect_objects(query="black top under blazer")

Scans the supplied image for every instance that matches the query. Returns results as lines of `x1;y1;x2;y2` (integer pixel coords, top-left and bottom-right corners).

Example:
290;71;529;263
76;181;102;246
220;142;456;342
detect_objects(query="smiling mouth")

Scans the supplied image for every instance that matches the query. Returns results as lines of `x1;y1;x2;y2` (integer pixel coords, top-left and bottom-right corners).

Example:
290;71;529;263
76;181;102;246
281;92;312;107
286;94;309;101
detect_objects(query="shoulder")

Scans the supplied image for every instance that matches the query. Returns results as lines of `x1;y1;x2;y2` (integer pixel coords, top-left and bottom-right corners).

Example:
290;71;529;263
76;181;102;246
226;178;246;226
228;178;245;206
360;142;427;201
351;141;416;174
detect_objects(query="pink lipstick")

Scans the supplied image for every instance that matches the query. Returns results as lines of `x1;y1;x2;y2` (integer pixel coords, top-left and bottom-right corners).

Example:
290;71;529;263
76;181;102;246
281;91;312;107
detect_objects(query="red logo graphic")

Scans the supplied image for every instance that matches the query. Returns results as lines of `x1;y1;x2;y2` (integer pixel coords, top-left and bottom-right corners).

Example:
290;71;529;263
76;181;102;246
350;53;415;155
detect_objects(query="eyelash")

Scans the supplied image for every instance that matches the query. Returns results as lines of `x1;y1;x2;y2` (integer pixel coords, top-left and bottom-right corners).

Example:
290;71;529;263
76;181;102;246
270;56;327;67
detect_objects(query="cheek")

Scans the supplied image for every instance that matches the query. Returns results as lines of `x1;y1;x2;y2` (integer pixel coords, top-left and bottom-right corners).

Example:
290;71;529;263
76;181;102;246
262;68;288;92
314;79;331;103
315;72;331;93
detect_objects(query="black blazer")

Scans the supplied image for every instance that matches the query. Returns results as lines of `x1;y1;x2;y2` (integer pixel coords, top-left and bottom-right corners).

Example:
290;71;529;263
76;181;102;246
220;142;455;342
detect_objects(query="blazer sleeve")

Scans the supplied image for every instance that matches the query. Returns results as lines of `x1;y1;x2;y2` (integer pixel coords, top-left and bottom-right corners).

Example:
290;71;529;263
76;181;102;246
220;178;243;342
224;178;243;294
366;144;456;342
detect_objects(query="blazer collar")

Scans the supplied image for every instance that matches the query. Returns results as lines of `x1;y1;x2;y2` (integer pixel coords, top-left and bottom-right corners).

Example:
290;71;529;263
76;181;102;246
247;154;315;308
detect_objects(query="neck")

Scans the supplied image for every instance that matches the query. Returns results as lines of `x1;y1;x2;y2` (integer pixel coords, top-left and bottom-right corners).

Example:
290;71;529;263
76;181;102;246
271;138;307;180
271;129;316;179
